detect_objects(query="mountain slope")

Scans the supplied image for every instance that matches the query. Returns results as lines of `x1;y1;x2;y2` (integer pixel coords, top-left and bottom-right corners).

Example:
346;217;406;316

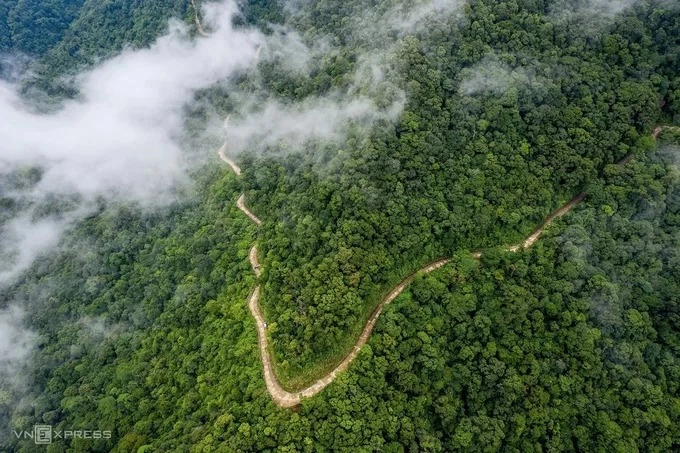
1;0;679;451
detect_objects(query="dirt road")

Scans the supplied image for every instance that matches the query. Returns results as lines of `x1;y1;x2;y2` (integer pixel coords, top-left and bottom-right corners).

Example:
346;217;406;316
507;192;587;251
236;194;262;225
190;0;209;37
219;118;667;407
244;248;450;407
220;142;589;406
218;144;241;175
249;245;261;277
652;125;675;139
216;147;262;224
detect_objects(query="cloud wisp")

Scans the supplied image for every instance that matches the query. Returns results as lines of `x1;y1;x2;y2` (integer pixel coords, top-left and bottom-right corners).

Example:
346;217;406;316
1;2;262;204
0;305;35;371
214;0;466;160
337;0;466;47
0;0;470;405
547;0;678;29
0;304;36;399
0;0;427;395
224;95;405;156
458;54;542;97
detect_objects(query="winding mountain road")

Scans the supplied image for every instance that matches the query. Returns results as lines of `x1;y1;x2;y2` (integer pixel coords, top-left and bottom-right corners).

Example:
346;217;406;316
201;0;680;402
194;0;679;406
219;135;455;406
217;125;680;407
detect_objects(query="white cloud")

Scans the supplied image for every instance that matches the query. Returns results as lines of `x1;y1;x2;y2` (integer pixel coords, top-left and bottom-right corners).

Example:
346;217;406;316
224;95;404;155
345;0;466;45
582;0;638;16
458;55;539;97
390;0;466;34
0;1;264;288
547;0;672;26
1;3;263;204
0;305;35;377
0;215;69;286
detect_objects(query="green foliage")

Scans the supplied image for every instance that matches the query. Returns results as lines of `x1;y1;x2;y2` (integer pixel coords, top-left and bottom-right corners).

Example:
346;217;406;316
8;142;679;452
0;1;13;52
1;0;680;451
4;0;85;56
244;0;680;382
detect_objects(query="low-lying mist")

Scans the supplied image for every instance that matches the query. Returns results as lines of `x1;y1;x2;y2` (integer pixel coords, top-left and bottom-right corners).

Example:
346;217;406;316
0;0;420;402
0;1;262;286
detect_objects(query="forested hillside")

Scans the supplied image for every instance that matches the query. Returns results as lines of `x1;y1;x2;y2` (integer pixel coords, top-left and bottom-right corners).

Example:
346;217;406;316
1;0;679;451
249;0;679;386
1;0;197;95
0;0;85;56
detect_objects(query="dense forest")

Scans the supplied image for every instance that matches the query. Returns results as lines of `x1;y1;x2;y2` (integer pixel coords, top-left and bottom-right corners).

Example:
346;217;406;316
249;0;679;386
0;0;85;56
1;0;679;451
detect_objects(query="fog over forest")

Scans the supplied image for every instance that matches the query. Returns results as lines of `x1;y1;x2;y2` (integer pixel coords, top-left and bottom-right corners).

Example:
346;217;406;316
1;0;679;450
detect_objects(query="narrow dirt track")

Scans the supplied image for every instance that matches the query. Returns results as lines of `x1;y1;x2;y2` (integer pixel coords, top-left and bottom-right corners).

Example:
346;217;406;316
190;0;210;37
218;127;670;407
236;194;262;225
509;192;587;251
653;126;667;139
249;245;261;277
201;4;677;402
218;144;241;175
198;2;677;405
219;143;454;406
